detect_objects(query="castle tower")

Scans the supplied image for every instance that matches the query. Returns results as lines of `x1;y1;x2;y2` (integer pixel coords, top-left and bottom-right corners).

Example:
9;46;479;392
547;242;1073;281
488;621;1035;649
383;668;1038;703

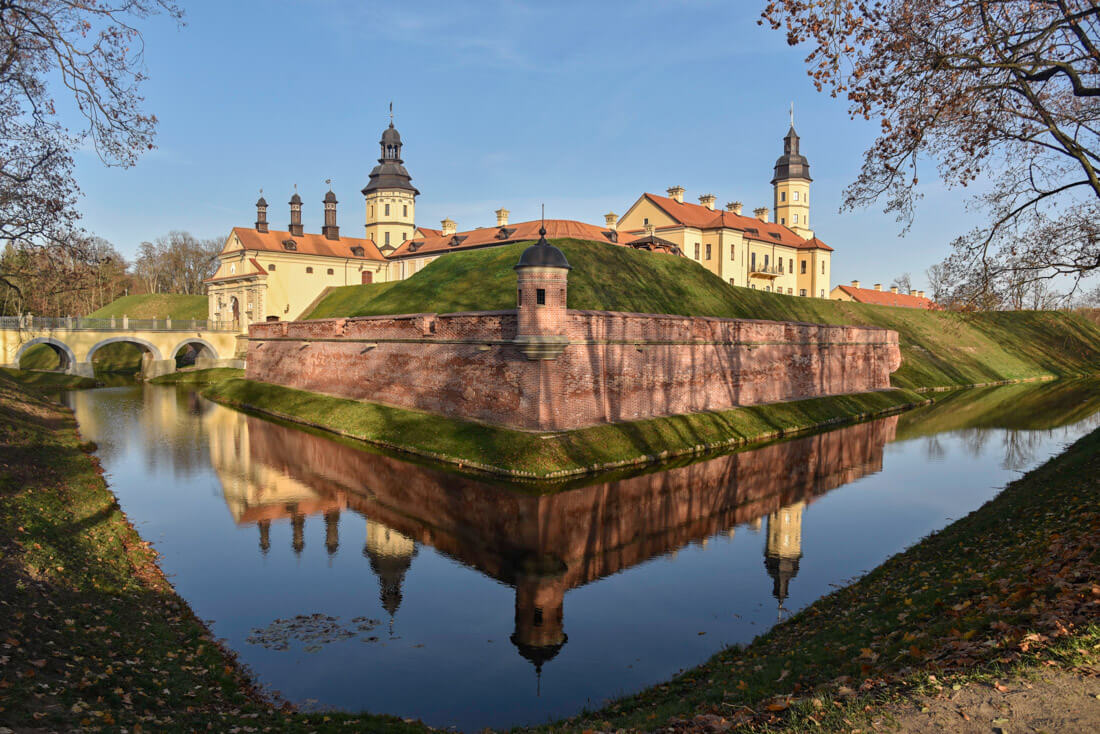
362;117;419;254
513;227;571;360
324;510;340;556
363;519;417;624
255;195;269;233
321;189;340;240
764;501;805;616
288;190;304;237
772;111;813;238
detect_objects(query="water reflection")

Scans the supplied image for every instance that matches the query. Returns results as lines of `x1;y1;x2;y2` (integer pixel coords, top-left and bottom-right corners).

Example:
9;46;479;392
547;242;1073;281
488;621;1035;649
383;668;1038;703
60;378;1100;729
205;407;898;674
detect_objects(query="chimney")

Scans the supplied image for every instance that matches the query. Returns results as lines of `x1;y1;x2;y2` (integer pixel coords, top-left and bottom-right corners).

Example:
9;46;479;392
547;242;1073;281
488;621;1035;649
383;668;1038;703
644;223;656;237
255;195;269;233
851;280;861;289
890;285;899;294
753;206;770;223
322;190;339;240
873;283;882;291
726;201;743;215
667;185;685;203
495;208;509;227
441;218;457;236
917;290;925;298
698;193;717;211
288;191;303;237
604;212;619;231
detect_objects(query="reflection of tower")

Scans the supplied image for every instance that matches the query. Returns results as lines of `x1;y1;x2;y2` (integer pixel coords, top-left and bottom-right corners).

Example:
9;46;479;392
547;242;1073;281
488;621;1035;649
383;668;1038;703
290;509;305;556
258;519;271;555
324;510;340;556
363;520;417;624
764;502;804;617
509;557;568;695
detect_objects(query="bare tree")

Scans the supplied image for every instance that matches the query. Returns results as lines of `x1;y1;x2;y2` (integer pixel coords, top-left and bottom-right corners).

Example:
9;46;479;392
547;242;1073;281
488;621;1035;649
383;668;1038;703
891;272;913;294
134;231;220;295
0;0;182;303
762;0;1100;303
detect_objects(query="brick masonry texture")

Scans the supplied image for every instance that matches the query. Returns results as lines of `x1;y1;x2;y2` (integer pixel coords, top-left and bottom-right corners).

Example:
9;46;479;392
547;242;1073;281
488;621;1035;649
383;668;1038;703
246;310;901;431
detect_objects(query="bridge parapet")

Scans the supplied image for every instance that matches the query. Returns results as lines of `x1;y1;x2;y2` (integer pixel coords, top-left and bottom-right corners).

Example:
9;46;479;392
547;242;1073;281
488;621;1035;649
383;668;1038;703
0;315;237;332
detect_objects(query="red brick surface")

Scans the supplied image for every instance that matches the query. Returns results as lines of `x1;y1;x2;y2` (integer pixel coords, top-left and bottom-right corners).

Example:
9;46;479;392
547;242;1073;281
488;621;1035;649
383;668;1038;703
247;310;901;430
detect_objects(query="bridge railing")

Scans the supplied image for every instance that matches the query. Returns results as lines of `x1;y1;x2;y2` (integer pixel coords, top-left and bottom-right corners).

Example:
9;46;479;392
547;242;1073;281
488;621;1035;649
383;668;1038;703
0;315;238;332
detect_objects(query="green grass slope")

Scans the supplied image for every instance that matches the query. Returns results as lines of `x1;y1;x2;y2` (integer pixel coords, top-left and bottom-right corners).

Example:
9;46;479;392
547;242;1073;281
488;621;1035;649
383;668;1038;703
303;281;398;319
89;293;207;320
304;239;1100;390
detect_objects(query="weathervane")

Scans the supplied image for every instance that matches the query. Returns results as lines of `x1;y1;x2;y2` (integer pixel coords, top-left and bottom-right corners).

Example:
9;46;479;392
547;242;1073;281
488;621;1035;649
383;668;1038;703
790;101;794;127
389;101;394;124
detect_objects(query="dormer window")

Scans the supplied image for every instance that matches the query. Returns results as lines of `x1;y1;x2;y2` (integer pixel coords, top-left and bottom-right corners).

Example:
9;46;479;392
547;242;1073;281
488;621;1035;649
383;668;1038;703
350;246;365;257
495;227;515;240
282;239;297;251
449;235;467;247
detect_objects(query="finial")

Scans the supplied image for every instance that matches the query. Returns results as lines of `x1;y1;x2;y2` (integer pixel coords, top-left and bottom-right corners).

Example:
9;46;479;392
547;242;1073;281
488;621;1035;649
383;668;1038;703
539;203;546;241
259;187;263;196
325;178;332;189
389;101;394;127
790;101;794;127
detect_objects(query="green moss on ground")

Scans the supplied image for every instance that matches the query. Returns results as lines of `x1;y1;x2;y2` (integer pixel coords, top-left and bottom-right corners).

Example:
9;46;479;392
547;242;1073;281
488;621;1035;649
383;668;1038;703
148;367;244;385
0;372;426;732
537;423;1100;733
88;293;208;321
307;240;1100;390
202;378;924;479
303;281;399;319
0;367;96;391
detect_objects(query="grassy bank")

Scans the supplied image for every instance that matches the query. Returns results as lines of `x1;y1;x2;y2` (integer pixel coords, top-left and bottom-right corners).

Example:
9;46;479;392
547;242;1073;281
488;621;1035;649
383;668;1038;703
540;423;1100;732
306;240;1100;389
147;367;244;385
89;293;207;320
0;367;97;391
0;372;424;732
202;377;924;479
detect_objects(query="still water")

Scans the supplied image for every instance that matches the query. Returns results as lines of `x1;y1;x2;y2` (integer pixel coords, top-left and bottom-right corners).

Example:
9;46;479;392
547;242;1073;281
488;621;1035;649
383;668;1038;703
61;380;1100;731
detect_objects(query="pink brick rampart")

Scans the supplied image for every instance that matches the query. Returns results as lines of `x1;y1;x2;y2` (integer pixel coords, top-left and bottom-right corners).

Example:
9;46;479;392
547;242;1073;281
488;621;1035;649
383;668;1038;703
246;310;901;431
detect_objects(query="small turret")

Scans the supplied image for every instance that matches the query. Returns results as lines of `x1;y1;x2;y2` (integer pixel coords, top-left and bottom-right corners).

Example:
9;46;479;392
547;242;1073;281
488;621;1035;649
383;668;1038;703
514;226;571;360
255;194;269;233
322;189;339;240
288;190;304;237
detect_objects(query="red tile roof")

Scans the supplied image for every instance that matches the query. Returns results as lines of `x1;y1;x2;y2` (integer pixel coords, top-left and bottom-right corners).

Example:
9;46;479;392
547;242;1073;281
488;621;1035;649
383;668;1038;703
205;256;268;283
638;193;832;251
228;227;387;261
389;219;637;259
834;285;936;309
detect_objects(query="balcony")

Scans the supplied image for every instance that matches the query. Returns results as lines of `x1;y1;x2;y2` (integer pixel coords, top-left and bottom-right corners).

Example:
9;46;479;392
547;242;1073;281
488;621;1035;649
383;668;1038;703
749;265;783;279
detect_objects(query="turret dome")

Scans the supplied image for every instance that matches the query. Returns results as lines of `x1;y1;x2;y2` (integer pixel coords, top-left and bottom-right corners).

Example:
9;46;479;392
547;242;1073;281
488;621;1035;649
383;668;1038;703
515;227;571;270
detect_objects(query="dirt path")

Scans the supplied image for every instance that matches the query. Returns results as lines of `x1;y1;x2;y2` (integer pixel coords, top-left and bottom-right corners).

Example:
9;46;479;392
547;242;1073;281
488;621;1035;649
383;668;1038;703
879;669;1100;733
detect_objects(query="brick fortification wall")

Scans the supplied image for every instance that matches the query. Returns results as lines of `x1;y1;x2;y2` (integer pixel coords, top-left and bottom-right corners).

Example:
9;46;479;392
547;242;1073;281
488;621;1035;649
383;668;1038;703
246;310;901;431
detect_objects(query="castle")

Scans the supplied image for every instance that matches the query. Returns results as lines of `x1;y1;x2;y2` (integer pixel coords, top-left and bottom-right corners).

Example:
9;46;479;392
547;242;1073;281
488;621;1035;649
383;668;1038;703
205;116;834;328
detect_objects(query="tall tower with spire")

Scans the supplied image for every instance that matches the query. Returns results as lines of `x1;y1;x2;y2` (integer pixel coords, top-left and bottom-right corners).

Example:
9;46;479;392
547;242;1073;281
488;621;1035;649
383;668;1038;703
362;519;417;627
772;106;813;238
362;106;419;255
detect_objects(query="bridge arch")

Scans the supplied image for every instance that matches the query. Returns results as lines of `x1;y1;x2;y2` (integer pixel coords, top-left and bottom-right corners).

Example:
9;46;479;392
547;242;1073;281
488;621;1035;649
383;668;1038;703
86;336;164;363
15;337;76;372
170;337;219;367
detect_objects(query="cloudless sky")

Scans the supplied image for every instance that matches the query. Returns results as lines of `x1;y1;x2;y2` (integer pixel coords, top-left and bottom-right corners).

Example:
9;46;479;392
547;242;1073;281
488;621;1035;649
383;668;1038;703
71;0;980;292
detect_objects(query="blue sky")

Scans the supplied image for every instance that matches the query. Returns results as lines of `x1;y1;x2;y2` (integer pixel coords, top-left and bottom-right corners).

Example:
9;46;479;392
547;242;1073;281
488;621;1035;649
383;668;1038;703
71;0;976;292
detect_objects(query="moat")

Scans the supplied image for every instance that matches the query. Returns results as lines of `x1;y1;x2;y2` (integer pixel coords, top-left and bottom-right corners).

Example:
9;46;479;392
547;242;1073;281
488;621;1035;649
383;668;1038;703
60;379;1100;731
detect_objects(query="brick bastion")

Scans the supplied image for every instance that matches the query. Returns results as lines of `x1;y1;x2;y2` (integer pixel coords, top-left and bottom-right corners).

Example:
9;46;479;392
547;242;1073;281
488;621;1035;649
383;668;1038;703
244;236;901;431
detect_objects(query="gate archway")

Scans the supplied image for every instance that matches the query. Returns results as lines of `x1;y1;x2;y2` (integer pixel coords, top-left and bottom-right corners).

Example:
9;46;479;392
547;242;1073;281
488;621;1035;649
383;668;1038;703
15;337;76;372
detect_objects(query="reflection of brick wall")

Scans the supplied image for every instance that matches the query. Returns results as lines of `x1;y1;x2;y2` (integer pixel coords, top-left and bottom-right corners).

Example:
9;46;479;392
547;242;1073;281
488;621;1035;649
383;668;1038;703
247;310;901;431
244;412;898;590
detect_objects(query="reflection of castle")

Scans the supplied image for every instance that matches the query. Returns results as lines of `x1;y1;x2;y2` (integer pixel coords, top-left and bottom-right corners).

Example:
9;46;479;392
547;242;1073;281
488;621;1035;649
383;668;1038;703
764;501;804;617
197;396;895;682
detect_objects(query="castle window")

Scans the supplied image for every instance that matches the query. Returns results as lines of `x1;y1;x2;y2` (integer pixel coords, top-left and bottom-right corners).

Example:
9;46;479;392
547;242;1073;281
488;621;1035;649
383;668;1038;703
385;204;390;216
729;244;735;260
751;284;757;289
789;259;794;273
369;205;374;217
536;288;546;305
800;288;807;296
751;252;757;270
268;264;276;271
694;243;700;260
793;191;799;201
729;278;734;285
800;260;807;274
781;191;786;202
781;218;785;225
402;232;407;241
281;239;297;251
385;232;391;246
403;205;408;217
517;289;522;306
764;254;769;269
820;289;825;297
822;261;826;274
643;217;649;226
779;260;784;273
306;267;313;274
327;268;334;275
788;288;793;294
793;213;799;224
705;243;712;260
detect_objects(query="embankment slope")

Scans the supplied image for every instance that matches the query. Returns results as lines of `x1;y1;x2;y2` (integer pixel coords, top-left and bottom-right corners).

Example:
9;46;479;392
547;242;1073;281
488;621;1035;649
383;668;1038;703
306;240;1100;390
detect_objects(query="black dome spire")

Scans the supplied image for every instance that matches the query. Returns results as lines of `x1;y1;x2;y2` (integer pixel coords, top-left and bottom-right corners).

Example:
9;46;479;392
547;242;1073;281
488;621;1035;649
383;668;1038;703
361;120;419;196
515;226;572;270
771;125;812;184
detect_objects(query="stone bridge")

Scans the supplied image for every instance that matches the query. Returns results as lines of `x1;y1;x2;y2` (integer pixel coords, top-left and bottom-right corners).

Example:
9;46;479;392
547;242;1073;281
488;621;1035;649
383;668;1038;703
0;315;244;378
